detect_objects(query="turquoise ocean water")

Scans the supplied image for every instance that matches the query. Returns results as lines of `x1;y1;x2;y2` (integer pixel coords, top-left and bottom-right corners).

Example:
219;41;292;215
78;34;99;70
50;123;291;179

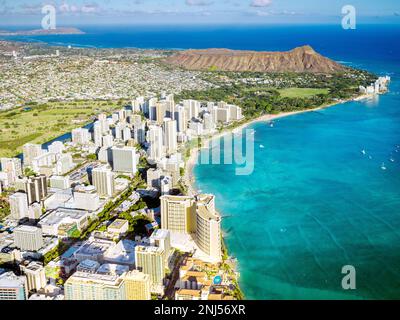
4;24;400;299
194;47;400;299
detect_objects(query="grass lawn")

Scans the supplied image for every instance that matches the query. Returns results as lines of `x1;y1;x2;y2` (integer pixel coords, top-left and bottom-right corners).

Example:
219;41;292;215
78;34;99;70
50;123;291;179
278;88;330;98
0;100;126;158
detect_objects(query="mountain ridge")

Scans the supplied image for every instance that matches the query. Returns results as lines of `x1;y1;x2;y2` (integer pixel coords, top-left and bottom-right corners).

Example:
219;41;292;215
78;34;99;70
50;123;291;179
164;45;346;74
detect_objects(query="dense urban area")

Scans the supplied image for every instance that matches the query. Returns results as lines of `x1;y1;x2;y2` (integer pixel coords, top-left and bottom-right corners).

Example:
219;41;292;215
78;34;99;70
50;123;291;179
0;40;390;301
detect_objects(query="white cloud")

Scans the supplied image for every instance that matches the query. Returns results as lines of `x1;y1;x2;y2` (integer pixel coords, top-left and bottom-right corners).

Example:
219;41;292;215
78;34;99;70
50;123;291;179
250;0;272;7
185;0;213;6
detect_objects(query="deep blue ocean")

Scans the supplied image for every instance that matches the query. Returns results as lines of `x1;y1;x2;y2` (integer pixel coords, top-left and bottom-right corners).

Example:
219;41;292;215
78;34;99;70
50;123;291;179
4;24;400;299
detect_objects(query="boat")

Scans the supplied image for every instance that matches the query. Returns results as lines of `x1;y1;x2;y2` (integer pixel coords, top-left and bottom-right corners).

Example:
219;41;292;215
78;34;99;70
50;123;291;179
361;150;366;155
260;145;265;149
390;158;395;162
381;163;387;170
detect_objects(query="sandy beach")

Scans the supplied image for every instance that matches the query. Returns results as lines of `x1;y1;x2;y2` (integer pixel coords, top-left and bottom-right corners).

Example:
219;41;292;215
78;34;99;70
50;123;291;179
182;93;376;195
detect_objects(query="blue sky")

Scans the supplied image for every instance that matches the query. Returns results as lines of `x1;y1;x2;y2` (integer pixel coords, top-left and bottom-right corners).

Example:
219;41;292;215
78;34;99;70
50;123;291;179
0;0;399;26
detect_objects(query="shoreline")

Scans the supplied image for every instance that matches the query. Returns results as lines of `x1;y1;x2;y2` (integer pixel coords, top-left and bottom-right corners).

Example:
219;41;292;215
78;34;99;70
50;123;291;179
181;91;379;299
183;92;376;196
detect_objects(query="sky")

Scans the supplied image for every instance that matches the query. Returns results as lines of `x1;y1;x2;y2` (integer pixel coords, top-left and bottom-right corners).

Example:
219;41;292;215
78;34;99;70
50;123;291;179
0;0;399;26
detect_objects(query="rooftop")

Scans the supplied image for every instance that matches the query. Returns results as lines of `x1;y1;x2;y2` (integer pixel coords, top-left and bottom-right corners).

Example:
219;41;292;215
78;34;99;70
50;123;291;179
0;271;26;288
74;239;115;258
150;229;170;240
108;219;129;231
14;225;41;233
97;263;129;276
39;208;88;226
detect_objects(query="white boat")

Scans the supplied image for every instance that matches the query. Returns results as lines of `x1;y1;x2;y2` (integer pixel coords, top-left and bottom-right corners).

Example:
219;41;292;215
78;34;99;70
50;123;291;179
390;158;395;162
260;145;265;149
361;150;366;155
381;163;387;170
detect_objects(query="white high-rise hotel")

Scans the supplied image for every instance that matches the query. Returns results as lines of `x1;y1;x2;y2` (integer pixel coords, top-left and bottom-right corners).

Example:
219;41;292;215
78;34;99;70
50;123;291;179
163;118;178;155
147;125;164;164
13;225;43;252
72;128;91;145
174;105;187;133
23;143;43;167
92;165;115;198
160;195;222;262
9;192;29;220
111;147;138;174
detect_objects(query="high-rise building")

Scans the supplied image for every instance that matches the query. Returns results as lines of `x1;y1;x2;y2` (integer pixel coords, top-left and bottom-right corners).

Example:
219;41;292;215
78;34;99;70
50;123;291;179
9;192;29;220
114;123;124;140
150;229;171;265
123;270;151;300
102;134;114;148
183;100;200;120
111;146;138;174
118;109;126;122
160;195;196;234
123;127;132;141
160;175;172;196
160;194;222;262
147;126;164;164
97;147;111;163
112;112;119;123
195;195;222;262
72;128;91;145
17;175;47;205
212;105;230;123
49;175;70;189
146;97;158;119
132;96;144;113
0;272;27;300
164;99;175;119
0;158;22;185
203;112;216;132
21;262;46;292
146;168;162;189
47;141;65;154
23;143;43;167
228;104;243;121
54;154;73;175
93;121;103;147
13;225;43;251
73;185;100;211
155;102;167;125
64;271;126;300
98;113;109;134
28;202;42;220
163;118;178;155
174;105;187;133
92;165;115;198
133;123;146;145
135;246;165;287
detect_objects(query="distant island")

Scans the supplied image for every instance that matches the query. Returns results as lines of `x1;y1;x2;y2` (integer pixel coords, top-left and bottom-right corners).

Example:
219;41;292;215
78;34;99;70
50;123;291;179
0;27;85;36
165;45;345;74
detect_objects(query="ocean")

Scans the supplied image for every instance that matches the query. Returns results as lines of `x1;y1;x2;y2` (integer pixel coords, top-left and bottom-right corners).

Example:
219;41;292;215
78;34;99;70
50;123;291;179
4;24;400;299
